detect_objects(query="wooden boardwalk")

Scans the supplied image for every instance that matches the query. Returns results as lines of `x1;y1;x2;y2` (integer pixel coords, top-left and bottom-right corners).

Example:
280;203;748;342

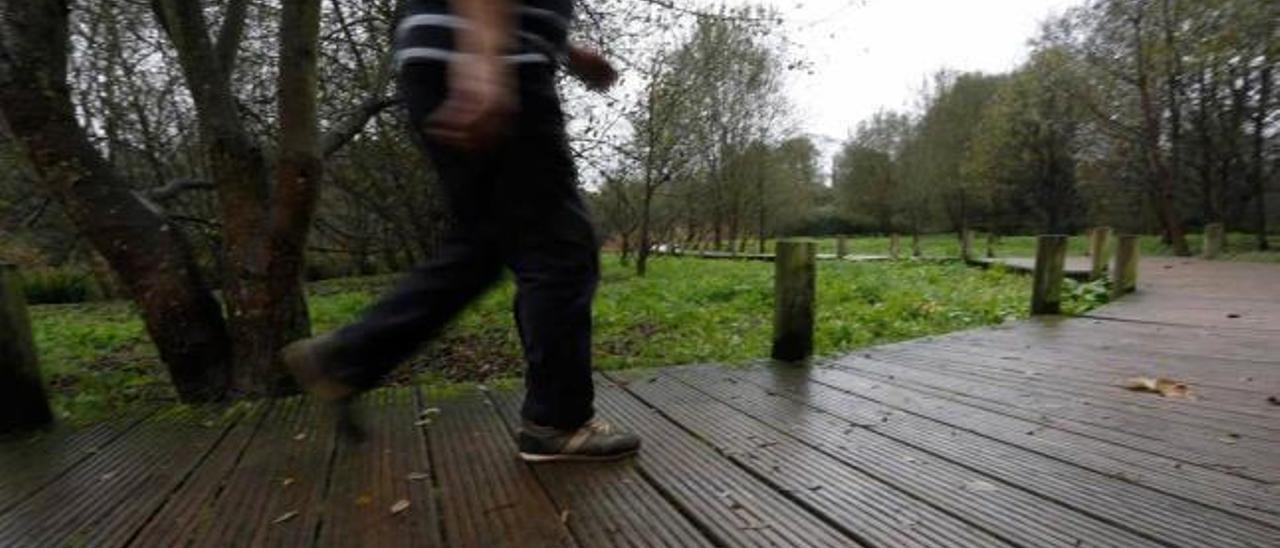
2;258;1278;547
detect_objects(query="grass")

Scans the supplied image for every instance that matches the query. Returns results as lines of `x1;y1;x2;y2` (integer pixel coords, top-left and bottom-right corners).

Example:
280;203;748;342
30;254;1109;425
735;232;1280;262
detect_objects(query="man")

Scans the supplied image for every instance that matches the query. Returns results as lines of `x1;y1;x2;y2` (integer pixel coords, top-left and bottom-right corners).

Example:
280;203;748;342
284;0;640;462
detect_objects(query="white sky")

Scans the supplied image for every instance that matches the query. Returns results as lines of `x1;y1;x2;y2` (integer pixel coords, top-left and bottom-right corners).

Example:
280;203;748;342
756;0;1083;156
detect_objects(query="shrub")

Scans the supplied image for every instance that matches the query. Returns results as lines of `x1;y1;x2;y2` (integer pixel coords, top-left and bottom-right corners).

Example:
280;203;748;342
22;267;99;304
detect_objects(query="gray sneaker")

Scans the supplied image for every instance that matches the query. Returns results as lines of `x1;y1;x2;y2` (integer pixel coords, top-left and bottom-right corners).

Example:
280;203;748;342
517;419;641;462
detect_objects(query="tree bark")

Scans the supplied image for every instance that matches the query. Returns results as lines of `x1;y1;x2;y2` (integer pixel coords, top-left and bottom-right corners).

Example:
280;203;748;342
0;0;232;401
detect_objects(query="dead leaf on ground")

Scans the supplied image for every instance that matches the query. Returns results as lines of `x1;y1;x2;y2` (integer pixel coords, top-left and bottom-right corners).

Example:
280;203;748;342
407;472;430;481
1267;396;1279;406
281;477;296;487
390;499;411;515
414;418;433;427
1124;376;1190;398
272;510;299;524
293;432;308;441
560;509;571;524
1219;433;1241;445
420;407;441;418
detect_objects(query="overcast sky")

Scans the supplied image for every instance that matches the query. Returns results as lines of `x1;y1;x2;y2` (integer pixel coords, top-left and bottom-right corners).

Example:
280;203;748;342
757;0;1083;154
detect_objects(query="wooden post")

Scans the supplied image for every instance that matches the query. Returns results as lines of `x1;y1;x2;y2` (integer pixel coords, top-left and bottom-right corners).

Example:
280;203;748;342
986;233;997;258
1031;235;1069;315
772;240;815;362
835;236;848;259
1203;223;1224;260
1083;227;1094;256
960;230;974;261
1112;235;1139;297
911;233;922;257
1089;226;1112;280
889;234;901;260
0;265;54;433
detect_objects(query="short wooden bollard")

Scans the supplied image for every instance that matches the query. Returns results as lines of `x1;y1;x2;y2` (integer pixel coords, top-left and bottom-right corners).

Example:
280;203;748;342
1031;235;1069;315
911;233;922;257
1203;223;1224;260
1089;226;1112;280
772;240;815;362
1112;235;1139;296
960;230;974;261
836;236;848;258
889;234;901;260
0;265;54;433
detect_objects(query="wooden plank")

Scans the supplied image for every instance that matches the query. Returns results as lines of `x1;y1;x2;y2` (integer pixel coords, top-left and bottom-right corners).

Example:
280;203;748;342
488;389;716;548
0;413;151;514
740;364;1280;526
824;355;1280;483
130;402;269;546
316;388;443;547
425;387;577;548
609;371;1013;548
190;397;338;547
592;378;859;547
888;341;1280;419
707;365;1280;547
0;406;236;546
660;367;1161;547
870;345;1280;440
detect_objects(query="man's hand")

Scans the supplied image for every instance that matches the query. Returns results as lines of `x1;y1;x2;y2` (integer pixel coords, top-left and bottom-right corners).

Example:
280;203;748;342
428;55;516;150
427;0;514;150
568;46;618;92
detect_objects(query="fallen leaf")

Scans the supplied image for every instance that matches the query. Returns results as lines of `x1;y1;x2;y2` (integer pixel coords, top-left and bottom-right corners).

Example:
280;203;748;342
420;407;441;418
1220;433;1240;445
1226;313;1241;319
99;472;116;482
1124;377;1190;398
355;494;373;507
390;499;410;515
560;509;571;524
272;510;299;524
293;432;308;441
414;418;433;427
1267;396;1279;406
407;472;430;481
963;480;999;493
281;477;296;487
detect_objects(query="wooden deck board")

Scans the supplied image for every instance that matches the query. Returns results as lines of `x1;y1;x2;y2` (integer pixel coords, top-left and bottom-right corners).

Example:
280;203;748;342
486;389;718;548
1;257;1277;546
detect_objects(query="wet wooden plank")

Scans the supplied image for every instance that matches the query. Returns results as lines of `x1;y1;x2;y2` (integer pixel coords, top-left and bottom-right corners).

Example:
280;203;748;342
189;397;338;547
608;370;1012;548
488;389;716;548
0;413;151;515
827;354;1280;482
312;388;443;547
425;388;576;548
130;402;269;546
735;364;1280;526
868;345;1280;439
688;366;1280;547
592;378;860;547
0;406;235;546
652;367;1160;547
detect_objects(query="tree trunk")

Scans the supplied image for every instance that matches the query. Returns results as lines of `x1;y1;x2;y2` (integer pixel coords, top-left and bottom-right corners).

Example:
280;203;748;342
0;0;232;401
1132;10;1190;256
1253;64;1272;250
637;188;654;277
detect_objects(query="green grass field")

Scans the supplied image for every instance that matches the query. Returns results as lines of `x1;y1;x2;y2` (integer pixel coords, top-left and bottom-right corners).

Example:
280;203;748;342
738;232;1280;262
32;255;1110;424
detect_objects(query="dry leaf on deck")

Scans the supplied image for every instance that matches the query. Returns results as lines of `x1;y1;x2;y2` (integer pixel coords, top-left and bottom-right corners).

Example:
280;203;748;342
272;510;299;524
390;499;411;515
407;472;430;481
1124;377;1190;398
281;477;296;487
293;432;308;441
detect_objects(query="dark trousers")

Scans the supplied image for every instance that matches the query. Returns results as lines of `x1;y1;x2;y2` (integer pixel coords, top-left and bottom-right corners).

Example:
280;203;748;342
328;62;598;430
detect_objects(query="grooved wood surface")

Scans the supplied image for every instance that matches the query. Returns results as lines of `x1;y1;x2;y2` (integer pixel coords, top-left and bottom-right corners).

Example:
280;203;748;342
1;258;1276;546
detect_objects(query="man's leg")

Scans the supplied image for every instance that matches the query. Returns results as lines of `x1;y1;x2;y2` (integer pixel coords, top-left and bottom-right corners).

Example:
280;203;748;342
324;235;504;389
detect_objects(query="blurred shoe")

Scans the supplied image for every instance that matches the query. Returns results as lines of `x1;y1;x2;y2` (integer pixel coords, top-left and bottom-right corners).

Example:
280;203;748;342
517;418;640;462
282;334;366;442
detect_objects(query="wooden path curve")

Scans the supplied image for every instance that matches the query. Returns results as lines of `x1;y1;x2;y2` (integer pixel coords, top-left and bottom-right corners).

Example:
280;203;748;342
1;258;1278;547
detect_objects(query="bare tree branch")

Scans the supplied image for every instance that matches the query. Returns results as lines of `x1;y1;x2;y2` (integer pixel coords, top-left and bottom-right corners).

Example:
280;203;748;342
322;95;400;158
